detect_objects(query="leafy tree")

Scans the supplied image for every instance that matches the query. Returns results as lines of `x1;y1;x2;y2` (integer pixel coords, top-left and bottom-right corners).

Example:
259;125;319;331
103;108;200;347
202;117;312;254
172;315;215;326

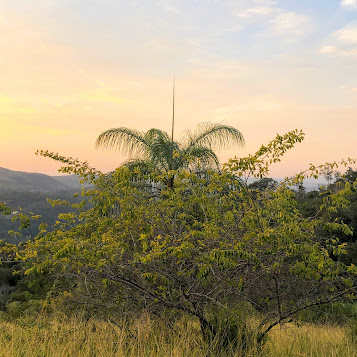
95;123;244;187
345;167;357;184
7;130;357;355
248;178;277;191
296;167;357;249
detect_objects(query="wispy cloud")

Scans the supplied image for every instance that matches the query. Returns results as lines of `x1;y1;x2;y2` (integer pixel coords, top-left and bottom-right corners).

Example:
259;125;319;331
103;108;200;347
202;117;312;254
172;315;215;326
156;0;181;14
334;25;357;45
269;11;308;36
233;2;309;37
320;23;357;58
320;45;336;54
235;6;274;18
340;0;357;10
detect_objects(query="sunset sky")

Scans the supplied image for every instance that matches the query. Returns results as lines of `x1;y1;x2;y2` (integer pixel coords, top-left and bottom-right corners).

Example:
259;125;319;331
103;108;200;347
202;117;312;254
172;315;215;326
1;0;357;177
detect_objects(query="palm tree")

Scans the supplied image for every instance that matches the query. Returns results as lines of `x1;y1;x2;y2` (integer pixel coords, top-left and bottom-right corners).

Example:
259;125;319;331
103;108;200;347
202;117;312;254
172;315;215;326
95;123;244;187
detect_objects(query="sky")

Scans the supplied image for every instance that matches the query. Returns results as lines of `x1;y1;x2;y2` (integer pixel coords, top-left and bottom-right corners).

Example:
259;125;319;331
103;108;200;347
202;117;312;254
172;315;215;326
0;0;357;177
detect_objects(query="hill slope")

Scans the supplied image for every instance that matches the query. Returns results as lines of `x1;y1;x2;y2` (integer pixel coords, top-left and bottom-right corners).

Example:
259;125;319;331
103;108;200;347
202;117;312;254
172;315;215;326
52;175;90;189
0;167;71;192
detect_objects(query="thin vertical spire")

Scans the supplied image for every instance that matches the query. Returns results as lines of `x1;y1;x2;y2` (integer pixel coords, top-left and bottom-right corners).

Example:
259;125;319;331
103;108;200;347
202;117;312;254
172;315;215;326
171;69;175;143
168;69;176;178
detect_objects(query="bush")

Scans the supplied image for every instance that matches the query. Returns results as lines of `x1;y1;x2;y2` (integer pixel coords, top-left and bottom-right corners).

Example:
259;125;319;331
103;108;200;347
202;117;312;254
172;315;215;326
298;303;357;325
348;318;357;343
6;300;43;319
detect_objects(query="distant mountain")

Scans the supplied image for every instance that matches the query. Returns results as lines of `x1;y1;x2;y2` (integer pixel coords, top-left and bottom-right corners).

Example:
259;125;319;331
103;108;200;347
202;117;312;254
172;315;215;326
52;175;90;189
279;178;327;192
0;168;84;242
0;167;325;193
0;167;71;192
246;177;325;192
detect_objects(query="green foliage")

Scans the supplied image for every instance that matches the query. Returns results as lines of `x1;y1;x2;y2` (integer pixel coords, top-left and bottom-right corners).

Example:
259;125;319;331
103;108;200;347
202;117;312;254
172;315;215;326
226;129;305;178
348;318;357;343
201;306;265;355
95;122;244;174
3;129;357;354
295;167;357;266
0;190;82;243
298;303;357;325
5;300;43;319
248;178;278;191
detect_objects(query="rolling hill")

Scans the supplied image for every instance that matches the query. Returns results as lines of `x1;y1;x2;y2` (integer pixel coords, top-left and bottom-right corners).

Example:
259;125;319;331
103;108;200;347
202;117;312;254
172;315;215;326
0;167;72;192
0;167;89;192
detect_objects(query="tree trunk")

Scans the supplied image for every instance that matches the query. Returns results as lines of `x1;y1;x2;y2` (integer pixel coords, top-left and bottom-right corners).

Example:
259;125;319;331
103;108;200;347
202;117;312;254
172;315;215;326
167;175;175;189
199;315;217;344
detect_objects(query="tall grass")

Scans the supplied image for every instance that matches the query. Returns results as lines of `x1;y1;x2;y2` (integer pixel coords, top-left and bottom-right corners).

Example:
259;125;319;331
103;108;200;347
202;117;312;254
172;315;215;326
266;324;357;357
0;314;355;356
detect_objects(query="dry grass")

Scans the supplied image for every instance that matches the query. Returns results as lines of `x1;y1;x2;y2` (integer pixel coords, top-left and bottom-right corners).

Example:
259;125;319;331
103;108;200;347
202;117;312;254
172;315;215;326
265;323;356;357
0;314;354;357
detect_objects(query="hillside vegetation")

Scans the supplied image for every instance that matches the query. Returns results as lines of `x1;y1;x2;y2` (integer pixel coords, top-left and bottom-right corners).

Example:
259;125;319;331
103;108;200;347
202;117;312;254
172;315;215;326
0;168;89;242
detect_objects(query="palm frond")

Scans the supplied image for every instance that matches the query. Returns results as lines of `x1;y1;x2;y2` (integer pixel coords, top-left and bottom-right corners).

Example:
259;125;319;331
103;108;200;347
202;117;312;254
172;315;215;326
144;129;182;171
184;123;244;151
123;159;155;174
95;128;149;157
95;123;244;176
183;146;219;168
144;128;171;145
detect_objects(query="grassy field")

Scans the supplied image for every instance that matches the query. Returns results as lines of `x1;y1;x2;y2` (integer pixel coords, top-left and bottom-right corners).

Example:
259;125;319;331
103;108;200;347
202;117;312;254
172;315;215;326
0;314;355;357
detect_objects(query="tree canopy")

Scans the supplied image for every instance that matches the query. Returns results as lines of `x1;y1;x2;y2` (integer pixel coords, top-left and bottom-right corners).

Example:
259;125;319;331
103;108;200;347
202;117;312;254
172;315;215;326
6;129;355;354
95;123;245;173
